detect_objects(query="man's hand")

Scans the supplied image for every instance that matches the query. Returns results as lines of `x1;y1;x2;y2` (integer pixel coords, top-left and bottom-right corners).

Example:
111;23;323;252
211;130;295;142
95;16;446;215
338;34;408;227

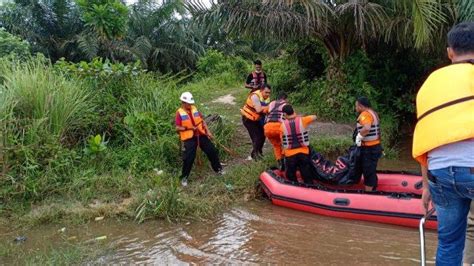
207;132;214;140
422;187;432;214
355;133;363;147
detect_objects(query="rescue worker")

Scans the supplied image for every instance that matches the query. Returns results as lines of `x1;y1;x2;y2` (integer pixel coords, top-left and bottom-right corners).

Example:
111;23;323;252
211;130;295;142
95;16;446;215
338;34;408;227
413;22;474;266
241;85;271;160
175;92;223;187
280;104;317;184
245;60;267;92
264;92;288;168
354;96;382;192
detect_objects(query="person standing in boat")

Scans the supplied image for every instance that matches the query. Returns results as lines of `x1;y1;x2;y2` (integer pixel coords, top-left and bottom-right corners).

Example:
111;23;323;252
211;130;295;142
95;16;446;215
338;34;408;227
245;60;267;93
264;91;288;169
412;22;474;266
175;92;224;187
353;97;383;192
280;104;317;184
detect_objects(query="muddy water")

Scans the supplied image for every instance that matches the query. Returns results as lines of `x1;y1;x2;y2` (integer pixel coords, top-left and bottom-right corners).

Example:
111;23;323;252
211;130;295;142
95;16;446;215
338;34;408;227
378;138;421;172
2;141;437;264
2;200;437;265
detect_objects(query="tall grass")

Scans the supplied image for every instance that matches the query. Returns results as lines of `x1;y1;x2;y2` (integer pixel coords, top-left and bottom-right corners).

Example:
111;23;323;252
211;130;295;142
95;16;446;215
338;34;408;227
1;57;93;142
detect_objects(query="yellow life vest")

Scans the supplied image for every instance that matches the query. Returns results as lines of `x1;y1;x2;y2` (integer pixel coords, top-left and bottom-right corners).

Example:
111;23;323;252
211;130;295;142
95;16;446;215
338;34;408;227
412;62;474;166
240;90;269;121
177;106;206;141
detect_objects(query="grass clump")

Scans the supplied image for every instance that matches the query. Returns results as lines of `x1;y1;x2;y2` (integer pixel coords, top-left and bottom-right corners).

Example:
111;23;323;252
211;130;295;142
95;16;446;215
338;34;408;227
0;240;109;265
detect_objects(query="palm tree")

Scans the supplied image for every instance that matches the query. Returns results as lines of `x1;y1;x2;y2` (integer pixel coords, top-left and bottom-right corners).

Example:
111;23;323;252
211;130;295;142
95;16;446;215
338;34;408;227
0;0;85;61
127;0;205;72
188;0;462;64
76;0;130;61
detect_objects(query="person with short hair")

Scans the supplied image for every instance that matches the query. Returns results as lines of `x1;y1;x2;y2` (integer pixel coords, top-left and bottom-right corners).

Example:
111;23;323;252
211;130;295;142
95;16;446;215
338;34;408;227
176;92;223;186
280;104;317;184
241;85;271;160
353;96;382;192
264;91;288;168
245;59;267;92
413;22;474;265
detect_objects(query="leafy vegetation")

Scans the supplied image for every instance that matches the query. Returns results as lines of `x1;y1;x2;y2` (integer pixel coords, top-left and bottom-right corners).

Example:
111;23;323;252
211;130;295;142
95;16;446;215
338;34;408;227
0;28;30;58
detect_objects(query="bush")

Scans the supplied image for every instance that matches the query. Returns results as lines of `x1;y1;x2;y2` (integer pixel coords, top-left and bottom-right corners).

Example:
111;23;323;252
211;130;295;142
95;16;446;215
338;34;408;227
195;50;249;80
0;29;30;58
265;55;304;94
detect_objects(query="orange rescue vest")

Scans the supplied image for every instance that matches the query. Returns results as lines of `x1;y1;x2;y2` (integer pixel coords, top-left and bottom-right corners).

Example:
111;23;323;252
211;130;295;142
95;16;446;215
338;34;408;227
177;106;206;141
241;90;269;121
357;109;381;143
282;117;310;150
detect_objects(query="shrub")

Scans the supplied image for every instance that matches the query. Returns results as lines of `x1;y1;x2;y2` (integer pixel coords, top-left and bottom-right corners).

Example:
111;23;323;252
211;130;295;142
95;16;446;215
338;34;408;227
195;50;249;80
0;29;30;58
265;55;304;94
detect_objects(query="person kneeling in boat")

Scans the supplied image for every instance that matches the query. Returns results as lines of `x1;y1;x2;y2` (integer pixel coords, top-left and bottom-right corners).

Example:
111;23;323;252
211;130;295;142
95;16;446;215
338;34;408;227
176;92;224;187
354;97;383;192
280;104;317;184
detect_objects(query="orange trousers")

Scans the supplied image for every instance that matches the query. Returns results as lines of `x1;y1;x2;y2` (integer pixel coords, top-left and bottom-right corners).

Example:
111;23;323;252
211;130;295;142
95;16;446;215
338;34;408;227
264;122;283;160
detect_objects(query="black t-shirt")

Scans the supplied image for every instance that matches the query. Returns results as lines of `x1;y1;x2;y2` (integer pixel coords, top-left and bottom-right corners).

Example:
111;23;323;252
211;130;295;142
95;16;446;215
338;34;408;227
246;72;267;85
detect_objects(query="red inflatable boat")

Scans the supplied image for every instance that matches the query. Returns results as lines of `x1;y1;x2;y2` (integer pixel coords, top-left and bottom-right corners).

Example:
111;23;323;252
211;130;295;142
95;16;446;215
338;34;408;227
260;169;437;229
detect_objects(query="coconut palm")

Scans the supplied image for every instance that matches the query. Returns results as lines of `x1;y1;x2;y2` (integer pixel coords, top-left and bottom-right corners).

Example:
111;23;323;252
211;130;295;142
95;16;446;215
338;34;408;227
0;0;85;61
127;0;205;72
76;0;130;61
188;0;464;63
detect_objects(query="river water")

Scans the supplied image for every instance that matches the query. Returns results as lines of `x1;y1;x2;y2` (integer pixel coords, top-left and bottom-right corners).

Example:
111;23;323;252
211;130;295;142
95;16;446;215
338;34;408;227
2;200;436;264
1;141;438;264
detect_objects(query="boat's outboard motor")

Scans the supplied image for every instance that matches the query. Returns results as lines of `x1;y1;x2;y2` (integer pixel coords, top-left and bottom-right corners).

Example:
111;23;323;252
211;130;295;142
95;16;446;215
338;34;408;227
310;145;361;185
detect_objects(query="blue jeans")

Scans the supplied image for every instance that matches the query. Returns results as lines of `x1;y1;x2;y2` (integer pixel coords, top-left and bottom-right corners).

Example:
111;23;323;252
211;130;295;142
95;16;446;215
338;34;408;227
428;166;474;266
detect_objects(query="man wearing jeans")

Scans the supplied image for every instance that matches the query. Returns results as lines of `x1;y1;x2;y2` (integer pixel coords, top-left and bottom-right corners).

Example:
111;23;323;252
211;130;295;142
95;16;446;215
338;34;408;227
412;22;474;266
466;203;474;266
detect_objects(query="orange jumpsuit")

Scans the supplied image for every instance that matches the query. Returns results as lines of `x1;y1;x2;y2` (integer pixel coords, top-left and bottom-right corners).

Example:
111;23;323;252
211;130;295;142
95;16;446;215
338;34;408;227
264;122;283;160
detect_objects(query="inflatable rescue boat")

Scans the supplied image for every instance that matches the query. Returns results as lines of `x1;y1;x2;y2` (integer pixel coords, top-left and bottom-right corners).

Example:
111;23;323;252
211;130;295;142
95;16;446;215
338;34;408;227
260;169;437;229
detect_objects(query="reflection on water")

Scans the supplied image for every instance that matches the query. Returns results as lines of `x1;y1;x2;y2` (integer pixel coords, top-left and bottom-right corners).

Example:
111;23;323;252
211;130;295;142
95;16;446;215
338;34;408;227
2;201;437;265
378;138;420;172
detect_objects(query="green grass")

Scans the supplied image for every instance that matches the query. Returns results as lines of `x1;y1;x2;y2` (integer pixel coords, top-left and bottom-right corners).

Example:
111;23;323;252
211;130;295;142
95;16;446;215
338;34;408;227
0;240;109;265
311;135;354;156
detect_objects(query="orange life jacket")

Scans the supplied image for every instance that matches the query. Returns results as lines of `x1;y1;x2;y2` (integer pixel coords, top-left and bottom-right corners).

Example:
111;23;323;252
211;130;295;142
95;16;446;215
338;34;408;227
265;99;287;123
177;106;206;141
282;117;310;149
241;90;268;121
357;109;381;143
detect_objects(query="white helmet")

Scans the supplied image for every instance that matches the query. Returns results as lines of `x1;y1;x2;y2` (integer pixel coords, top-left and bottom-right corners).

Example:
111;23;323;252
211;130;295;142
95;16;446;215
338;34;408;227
180;91;195;104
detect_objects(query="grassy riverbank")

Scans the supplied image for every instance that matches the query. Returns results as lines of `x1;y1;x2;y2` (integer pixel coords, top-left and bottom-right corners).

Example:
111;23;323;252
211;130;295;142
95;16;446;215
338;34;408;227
0;53;357;230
